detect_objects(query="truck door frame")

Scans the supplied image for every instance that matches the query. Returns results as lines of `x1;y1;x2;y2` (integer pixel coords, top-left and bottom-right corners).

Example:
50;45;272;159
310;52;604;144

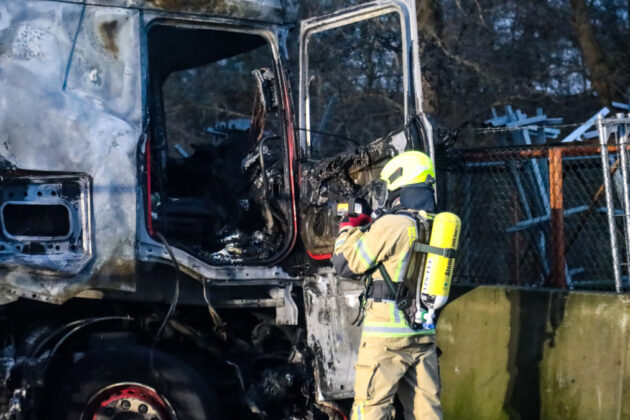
298;0;433;162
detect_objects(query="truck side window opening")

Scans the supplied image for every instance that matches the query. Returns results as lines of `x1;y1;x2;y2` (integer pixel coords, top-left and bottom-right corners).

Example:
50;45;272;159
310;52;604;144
307;12;404;160
147;24;287;264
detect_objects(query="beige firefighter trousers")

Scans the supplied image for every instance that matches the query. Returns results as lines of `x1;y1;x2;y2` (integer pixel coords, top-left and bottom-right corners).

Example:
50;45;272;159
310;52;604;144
350;333;442;420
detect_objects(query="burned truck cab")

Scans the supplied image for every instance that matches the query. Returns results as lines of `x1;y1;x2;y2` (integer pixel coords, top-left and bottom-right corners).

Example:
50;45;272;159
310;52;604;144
0;0;301;306
0;0;433;418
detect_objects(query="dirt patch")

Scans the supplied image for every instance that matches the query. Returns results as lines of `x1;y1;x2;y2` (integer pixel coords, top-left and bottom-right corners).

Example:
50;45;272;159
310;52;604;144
99;20;119;59
145;0;228;11
144;0;253;16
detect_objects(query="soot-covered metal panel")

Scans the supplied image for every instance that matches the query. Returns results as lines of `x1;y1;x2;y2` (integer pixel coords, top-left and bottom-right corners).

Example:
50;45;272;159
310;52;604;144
0;0;141;303
41;0;296;24
303;268;364;400
0;173;93;276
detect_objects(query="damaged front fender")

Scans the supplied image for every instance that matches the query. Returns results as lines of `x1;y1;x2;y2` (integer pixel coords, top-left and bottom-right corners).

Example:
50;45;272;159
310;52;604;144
303;268;363;400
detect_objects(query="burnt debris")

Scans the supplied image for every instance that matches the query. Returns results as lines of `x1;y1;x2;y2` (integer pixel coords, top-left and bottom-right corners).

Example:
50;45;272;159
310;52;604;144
147;24;289;265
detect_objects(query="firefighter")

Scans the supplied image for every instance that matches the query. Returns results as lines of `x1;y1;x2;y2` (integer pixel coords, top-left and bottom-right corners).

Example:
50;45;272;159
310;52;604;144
332;151;442;420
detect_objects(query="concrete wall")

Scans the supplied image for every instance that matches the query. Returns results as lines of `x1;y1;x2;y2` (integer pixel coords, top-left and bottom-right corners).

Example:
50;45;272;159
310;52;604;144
437;286;630;420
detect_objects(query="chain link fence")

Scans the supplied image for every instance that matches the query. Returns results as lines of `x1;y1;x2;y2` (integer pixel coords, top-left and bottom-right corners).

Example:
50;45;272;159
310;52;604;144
443;120;630;291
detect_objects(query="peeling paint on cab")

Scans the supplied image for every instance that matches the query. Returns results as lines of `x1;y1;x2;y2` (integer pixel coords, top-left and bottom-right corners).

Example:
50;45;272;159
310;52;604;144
42;0;297;24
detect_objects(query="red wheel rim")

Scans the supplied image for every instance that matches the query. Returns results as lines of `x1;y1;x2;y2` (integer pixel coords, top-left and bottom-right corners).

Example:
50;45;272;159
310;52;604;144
82;383;177;420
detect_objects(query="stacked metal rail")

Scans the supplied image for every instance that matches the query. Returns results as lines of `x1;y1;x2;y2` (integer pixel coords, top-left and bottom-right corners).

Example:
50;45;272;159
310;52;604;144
484;107;561;284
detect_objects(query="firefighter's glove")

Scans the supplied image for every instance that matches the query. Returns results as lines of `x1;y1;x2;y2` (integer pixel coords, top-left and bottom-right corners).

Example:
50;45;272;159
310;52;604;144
339;213;372;231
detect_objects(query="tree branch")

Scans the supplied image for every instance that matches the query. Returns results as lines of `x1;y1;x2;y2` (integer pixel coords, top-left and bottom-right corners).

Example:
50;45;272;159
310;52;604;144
417;0;493;79
430;34;487;76
473;0;489;28
569;0;616;104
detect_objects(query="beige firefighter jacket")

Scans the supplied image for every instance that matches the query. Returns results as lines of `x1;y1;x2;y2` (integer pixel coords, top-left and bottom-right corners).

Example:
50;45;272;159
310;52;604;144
332;213;435;337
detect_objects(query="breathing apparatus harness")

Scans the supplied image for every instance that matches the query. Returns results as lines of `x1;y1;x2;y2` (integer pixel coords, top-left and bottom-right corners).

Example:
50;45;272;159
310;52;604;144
352;208;432;330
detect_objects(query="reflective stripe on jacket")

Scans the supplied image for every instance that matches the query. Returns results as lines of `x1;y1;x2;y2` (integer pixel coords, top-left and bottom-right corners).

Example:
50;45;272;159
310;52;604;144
362;301;435;337
331;213;435;337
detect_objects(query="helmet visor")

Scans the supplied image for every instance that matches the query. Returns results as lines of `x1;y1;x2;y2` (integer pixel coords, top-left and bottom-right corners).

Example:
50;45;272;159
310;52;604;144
370;180;389;210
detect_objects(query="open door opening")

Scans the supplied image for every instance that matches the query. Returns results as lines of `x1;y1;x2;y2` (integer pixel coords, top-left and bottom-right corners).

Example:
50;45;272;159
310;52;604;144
146;23;291;265
306;11;405;160
298;1;430;257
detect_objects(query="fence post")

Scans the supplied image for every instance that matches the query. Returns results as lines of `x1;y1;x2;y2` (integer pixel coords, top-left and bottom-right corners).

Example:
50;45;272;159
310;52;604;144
598;115;623;292
512;191;521;285
616;115;630;287
549;148;566;288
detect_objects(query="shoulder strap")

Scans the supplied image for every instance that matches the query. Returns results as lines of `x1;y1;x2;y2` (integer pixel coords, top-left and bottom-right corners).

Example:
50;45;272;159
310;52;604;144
378;263;397;295
352;272;372;326
414;242;457;258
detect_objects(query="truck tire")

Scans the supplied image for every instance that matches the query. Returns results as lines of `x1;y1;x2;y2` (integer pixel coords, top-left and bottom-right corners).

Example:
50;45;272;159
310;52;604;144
43;345;220;420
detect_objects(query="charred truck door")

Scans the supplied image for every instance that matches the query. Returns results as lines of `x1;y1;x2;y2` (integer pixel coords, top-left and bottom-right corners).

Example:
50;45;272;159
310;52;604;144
298;0;434;401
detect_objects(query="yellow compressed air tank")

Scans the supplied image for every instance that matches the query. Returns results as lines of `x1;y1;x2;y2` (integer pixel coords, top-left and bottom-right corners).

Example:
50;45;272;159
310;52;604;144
419;212;461;328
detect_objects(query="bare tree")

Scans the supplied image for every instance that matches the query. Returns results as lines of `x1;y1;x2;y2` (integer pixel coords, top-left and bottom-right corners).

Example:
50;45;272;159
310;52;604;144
569;0;615;104
295;0;630;146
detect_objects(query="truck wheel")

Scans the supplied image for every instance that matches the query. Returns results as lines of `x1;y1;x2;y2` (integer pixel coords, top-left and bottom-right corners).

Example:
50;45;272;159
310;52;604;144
43;345;220;420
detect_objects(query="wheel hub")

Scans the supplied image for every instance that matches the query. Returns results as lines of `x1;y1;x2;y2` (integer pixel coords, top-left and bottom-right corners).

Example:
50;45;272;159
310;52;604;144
82;383;177;420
